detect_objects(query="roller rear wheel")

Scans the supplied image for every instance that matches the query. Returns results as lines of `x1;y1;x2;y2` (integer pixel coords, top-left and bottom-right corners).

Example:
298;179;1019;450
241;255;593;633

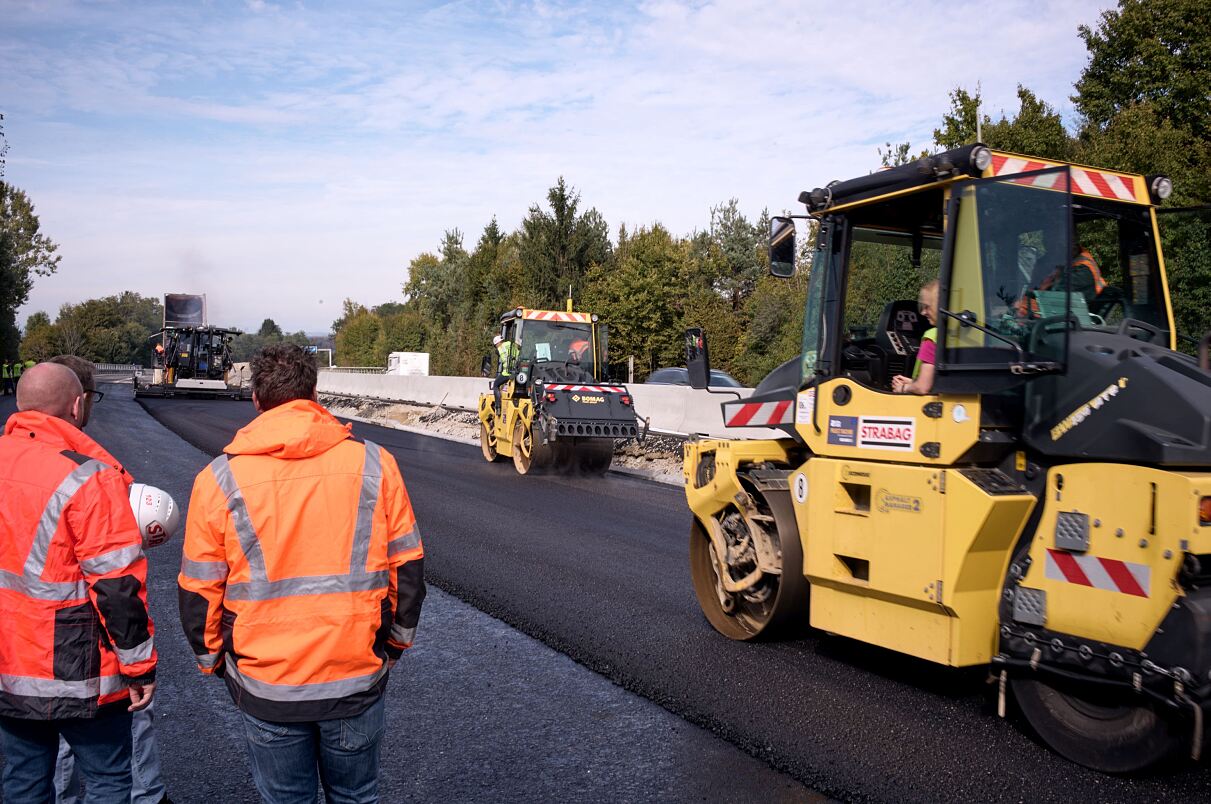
1010;676;1185;772
513;420;555;475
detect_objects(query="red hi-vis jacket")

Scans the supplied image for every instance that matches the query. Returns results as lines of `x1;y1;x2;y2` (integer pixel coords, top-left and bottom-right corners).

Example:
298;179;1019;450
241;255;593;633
178;400;425;722
0;411;156;719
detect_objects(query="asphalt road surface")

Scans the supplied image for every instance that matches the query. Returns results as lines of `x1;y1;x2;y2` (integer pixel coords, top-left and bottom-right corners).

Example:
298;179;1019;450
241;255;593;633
130;392;1211;803
8;386;1211;801
0;387;809;803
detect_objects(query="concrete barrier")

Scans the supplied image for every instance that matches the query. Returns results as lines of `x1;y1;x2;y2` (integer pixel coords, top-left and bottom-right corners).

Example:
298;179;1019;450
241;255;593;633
318;372;782;440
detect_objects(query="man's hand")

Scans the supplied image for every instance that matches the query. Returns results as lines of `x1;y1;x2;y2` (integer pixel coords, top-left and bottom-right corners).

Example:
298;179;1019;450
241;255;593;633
128;681;156;712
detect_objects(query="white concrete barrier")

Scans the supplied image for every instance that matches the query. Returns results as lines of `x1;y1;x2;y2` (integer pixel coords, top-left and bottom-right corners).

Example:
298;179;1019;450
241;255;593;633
317;373;783;440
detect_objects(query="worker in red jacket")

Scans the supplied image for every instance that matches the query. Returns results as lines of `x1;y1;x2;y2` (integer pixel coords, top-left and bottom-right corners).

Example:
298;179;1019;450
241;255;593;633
0;362;157;802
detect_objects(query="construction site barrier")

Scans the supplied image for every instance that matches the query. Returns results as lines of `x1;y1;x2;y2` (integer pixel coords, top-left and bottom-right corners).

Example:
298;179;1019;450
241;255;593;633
316;373;781;439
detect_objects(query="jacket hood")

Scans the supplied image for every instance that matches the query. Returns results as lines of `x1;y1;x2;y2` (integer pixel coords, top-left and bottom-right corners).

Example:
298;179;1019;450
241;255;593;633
226;399;352;459
4;410;131;483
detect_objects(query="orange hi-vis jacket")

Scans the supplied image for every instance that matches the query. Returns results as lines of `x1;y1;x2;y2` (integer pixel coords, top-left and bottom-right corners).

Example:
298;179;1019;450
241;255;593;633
178;399;425;722
0;411;156;720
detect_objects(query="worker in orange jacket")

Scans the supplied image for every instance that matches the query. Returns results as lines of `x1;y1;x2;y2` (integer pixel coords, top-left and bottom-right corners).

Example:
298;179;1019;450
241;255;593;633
0;363;156;802
178;343;425;803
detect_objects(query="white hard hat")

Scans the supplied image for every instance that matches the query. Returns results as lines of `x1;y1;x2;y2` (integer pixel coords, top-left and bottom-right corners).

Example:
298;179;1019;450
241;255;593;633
493;334;503;345
129;484;180;549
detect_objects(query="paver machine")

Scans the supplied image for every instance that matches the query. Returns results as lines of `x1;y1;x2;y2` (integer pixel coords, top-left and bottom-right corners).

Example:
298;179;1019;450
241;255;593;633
682;143;1211;772
478;305;644;475
134;294;248;399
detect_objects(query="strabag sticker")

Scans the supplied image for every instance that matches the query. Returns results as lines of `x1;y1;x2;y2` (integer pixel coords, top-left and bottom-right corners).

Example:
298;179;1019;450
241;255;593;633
796;389;816;424
857;416;915;451
827;415;858;446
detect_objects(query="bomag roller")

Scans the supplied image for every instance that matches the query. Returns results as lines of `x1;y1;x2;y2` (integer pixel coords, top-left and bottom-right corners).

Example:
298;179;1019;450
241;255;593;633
683;143;1211;772
478;305;644;475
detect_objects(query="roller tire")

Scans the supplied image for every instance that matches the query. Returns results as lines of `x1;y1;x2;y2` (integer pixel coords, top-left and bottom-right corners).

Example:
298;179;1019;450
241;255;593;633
513;420;555;475
481;421;507;462
688;487;808;642
1010;676;1186;773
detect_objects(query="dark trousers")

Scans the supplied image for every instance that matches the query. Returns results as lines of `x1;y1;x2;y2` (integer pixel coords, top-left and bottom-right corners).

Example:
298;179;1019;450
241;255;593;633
492;375;510;412
1;378;13;395
0;709;133;803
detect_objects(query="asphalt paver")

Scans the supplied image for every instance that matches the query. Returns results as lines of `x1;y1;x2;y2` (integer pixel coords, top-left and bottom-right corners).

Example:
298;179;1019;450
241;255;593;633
0;388;811;802
132;391;1211;802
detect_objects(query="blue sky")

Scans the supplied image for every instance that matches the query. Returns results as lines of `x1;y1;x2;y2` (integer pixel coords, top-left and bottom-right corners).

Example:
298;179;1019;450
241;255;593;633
3;0;1112;333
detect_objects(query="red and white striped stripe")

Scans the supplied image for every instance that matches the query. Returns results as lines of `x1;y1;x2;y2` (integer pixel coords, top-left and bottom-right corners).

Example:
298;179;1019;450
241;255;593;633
989;154;1144;204
723;399;794;427
1044;548;1150;598
547;384;624;393
523;310;593;323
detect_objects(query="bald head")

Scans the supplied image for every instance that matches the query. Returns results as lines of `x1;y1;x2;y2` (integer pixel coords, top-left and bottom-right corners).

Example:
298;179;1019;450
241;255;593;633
16;363;85;423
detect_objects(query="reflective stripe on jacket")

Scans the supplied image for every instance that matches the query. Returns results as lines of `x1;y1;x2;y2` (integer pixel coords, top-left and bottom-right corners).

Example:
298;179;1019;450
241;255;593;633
0;411;156;720
178;399;425;722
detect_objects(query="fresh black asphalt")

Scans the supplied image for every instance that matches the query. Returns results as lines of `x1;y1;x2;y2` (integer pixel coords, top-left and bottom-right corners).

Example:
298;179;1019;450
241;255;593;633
133;392;1211;802
0;387;810;803
7;386;1211;801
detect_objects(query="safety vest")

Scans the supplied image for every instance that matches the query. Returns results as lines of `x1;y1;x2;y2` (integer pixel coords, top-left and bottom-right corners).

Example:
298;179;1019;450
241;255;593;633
1040;248;1107;295
1016;249;1107;317
11;361;22;378
912;328;937;380
0;411;155;719
178;399;425;722
497;340;519;377
1;363;10;379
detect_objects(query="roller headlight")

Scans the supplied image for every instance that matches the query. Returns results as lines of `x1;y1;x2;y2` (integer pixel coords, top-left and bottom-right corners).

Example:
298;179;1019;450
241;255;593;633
971;145;992;172
1150;175;1173;202
1200;496;1211;526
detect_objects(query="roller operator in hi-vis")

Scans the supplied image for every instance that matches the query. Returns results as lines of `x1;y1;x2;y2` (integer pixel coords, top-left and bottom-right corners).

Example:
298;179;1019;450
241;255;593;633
478;302;646;475
681;143;1211;772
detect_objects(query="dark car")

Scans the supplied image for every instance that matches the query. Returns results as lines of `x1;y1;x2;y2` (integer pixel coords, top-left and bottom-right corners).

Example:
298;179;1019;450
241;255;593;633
645;367;743;388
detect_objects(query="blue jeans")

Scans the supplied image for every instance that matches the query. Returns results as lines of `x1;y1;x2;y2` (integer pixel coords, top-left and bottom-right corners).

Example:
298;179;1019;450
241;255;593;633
56;702;166;803
0;709;132;804
241;696;385;804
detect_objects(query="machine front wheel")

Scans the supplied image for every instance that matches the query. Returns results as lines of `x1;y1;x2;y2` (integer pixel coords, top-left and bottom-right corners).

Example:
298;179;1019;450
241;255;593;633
1011;676;1186;773
688;488;808;642
513;420;554;475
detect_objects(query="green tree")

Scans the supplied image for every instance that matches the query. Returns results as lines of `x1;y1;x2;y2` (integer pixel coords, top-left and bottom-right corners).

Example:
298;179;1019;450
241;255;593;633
258;318;283;338
583;224;686;377
1;182;60;359
934;85;1073;161
517;178;611;308
335;308;382;367
1075;0;1211;142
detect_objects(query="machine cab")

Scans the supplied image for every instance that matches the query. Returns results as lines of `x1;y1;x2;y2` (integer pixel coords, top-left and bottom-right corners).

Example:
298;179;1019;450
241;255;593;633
781;146;1197;464
497;308;611;385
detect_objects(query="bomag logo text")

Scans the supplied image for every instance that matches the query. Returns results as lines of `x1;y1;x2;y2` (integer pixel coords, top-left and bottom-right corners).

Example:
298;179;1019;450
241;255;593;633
576;394;605;405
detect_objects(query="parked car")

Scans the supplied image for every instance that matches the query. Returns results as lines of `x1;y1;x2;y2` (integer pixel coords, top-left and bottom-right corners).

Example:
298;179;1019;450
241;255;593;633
645;367;743;387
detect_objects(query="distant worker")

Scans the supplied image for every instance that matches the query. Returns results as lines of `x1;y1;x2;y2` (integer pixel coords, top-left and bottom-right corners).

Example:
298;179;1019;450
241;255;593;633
893;280;939;395
493;333;519;414
1016;242;1107;317
47;355;174;804
179;344;425;802
1;359;13;395
0;363;157;802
